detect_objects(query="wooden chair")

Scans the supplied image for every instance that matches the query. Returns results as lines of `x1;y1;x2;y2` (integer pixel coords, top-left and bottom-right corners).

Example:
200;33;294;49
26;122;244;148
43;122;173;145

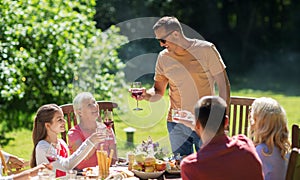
7;161;30;175
291;124;300;148
60;101;118;143
285;124;300;180
228;96;255;136
0;150;30;176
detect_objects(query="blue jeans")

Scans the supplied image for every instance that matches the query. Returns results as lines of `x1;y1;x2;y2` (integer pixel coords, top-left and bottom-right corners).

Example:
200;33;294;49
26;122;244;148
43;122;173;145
167;121;202;156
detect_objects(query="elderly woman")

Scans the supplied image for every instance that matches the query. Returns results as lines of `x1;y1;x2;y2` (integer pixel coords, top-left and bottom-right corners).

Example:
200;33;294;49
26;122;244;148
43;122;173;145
249;97;291;180
68;92;117;170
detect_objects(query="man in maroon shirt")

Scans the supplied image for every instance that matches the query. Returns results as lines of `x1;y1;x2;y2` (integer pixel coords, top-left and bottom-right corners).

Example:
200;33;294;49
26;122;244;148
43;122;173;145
180;96;264;180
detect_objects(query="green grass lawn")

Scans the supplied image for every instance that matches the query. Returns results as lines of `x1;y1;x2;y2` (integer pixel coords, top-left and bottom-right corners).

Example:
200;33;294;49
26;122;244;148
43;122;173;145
2;89;300;162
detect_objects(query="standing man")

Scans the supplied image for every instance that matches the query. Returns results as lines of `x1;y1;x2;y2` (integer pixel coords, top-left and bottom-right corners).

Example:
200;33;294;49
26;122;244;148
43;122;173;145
139;16;230;156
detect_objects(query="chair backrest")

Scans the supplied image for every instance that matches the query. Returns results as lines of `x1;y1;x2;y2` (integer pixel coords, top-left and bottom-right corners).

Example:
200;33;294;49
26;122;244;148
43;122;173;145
291;124;300;148
228;96;255;136
60;101;118;143
286;147;300;180
285;124;300;180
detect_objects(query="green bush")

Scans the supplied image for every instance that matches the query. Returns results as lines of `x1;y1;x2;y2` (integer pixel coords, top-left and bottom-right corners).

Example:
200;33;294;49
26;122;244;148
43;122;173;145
0;0;127;144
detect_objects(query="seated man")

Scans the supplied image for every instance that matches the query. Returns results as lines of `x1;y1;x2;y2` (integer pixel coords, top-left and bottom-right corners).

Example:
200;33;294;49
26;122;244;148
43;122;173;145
180;96;264;180
68;92;117;170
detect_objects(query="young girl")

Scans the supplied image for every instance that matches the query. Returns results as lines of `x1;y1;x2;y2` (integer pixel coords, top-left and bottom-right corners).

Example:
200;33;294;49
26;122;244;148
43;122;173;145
30;104;106;178
249;97;291;180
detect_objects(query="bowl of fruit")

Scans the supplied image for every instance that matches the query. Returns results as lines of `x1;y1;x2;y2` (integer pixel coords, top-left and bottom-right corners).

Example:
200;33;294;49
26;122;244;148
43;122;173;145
132;156;166;179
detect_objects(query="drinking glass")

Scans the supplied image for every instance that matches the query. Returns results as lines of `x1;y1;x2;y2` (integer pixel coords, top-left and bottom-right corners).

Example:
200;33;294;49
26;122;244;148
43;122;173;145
103;110;114;140
131;82;143;111
172;108;181;122
103;110;114;128
67;170;77;180
127;152;135;171
45;143;57;163
38;169;55;180
96;123;109;140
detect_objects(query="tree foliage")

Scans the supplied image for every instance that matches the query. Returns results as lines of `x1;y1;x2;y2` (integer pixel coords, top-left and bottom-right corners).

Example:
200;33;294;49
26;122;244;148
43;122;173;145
94;0;300;92
0;0;127;138
74;26;128;101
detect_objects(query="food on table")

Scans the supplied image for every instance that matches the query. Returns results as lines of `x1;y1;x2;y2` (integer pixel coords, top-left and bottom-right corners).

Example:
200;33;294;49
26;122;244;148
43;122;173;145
82;167;98;177
106;168;135;179
96;147;114;178
131;136;169;174
127;152;135;171
144;156;156;166
155;160;167;171
132;163;143;171
144;165;155;172
134;153;146;164
168;159;181;171
83;167;136;179
131;156;166;173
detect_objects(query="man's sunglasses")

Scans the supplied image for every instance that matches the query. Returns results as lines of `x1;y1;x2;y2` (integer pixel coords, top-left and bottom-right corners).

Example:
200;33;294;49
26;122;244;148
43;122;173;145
157;31;174;44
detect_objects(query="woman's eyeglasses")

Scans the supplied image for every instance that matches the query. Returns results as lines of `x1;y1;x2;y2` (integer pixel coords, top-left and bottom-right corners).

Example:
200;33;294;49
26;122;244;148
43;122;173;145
157;31;174;44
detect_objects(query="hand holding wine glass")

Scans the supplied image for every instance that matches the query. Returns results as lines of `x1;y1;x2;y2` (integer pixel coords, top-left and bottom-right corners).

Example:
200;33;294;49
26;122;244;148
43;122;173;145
45;143;58;164
96;124;110;141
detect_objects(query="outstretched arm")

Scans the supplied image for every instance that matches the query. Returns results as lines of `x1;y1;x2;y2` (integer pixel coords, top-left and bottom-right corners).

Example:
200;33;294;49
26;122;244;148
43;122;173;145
142;80;168;102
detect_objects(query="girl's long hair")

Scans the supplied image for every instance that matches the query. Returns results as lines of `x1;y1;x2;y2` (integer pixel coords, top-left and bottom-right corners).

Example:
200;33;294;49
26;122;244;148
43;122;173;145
30;104;60;167
249;97;290;159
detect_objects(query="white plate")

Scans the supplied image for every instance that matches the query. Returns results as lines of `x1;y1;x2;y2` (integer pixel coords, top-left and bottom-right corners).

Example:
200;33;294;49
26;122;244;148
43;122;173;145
172;110;194;123
132;170;165;179
82;167;99;177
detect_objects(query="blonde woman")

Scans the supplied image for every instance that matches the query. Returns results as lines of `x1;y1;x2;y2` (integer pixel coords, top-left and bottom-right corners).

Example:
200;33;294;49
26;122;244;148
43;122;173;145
249;97;291;180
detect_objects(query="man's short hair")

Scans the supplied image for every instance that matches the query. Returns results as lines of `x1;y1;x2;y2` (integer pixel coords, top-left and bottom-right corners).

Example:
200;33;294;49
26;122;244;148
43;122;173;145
153;16;183;34
194;96;227;131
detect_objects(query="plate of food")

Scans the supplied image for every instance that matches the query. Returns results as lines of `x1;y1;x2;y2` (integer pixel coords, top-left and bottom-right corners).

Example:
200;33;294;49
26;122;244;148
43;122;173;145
172;109;195;123
165;158;181;174
106;167;137;180
132;170;165;179
82;167;98;178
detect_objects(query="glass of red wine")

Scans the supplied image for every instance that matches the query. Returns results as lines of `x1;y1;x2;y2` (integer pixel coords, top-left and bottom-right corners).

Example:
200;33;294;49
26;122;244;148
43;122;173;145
131;82;143;111
103;110;114;127
45;143;58;163
103;110;114;140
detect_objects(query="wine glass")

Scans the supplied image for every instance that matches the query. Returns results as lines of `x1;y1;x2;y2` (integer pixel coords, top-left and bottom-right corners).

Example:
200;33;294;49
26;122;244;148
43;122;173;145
131;82;143;111
45;143;57;163
103;110;114;140
103;110;114;128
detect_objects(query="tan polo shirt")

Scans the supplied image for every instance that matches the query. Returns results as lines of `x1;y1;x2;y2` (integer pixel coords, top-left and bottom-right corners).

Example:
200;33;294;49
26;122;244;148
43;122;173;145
154;39;226;120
